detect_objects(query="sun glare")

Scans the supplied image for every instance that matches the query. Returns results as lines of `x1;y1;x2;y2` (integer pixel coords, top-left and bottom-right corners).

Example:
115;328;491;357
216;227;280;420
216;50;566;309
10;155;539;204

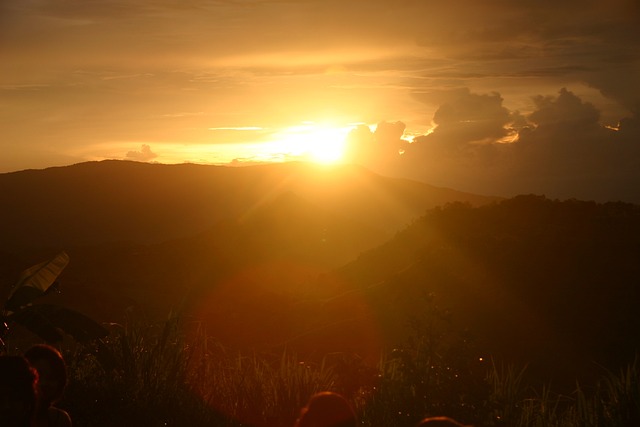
106;122;358;167
271;122;353;164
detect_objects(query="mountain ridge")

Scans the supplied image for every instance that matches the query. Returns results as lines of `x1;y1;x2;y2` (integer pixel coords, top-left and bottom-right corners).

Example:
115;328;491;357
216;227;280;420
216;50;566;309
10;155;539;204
0;160;500;250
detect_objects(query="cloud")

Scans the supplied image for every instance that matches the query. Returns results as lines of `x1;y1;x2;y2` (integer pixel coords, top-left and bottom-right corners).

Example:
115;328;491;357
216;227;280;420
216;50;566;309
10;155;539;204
2;0;638;187
344;121;407;171
509;89;640;201
346;88;640;202
126;144;157;162
381;89;516;189
429;88;513;144
528;88;600;129
585;64;640;118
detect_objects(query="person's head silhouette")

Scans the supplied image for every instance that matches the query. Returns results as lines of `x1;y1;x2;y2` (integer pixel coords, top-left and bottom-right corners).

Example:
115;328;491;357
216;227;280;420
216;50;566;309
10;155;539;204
294;391;357;427
415;416;472;427
24;344;72;427
24;344;68;407
0;355;38;427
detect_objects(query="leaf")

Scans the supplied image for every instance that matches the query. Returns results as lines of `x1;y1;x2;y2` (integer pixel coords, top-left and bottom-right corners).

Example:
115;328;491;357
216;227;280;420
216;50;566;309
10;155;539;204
4;251;70;313
8;306;64;343
7;304;108;344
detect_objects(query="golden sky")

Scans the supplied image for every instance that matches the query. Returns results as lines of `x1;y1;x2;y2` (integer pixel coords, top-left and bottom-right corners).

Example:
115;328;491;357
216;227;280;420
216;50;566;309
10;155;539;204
2;0;639;201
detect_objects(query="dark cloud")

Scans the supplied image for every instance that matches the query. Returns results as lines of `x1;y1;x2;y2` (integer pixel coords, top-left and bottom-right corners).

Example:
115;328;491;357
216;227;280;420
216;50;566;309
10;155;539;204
344;122;406;171
126;144;157;162
585;65;640;118
509;89;640;201
395;89;515;189
528;88;600;130
347;88;640;202
429;89;513;144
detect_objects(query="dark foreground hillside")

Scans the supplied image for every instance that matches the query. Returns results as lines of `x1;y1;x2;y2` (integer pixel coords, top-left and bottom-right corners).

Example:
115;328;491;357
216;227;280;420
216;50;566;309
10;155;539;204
325;195;640;387
2;190;639;393
2;194;640;426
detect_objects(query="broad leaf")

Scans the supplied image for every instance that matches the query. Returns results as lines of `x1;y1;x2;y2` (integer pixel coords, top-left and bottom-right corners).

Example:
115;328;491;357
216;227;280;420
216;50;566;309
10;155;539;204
4;251;70;313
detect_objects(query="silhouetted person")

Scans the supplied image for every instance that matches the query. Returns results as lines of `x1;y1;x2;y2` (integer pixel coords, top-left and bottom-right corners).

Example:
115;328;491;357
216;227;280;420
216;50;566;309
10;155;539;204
24;344;72;427
0;355;38;427
294;391;357;427
415;416;472;427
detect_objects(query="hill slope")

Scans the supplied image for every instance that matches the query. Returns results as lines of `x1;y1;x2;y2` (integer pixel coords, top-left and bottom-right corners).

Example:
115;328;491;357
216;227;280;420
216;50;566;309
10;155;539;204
0;160;498;250
6;163;635;388
302;195;640;386
0;160;499;351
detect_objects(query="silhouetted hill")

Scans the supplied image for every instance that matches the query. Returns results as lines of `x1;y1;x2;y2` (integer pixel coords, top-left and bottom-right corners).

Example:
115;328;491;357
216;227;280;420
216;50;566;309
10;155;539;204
294;195;640;387
25;194;635;391
22;189;387;323
0;160;499;352
0;160;498;251
6;162;636;389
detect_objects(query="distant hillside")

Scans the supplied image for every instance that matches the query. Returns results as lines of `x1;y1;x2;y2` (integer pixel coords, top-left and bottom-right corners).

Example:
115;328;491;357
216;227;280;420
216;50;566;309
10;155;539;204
0;160;499;351
2;192;639;390
295;195;640;387
9;162;637;388
17;195;636;386
2;190;386;321
0;160;498;251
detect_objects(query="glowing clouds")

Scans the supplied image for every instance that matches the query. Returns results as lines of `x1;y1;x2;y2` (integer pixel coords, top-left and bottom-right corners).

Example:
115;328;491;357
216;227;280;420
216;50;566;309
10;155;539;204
344;121;407;171
126;144;157;162
428;89;513;145
343;87;640;202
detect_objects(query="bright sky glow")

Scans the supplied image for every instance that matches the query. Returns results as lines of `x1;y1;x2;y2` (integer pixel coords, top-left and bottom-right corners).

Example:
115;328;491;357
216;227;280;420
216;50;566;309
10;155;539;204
1;0;639;201
84;122;359;166
268;122;354;164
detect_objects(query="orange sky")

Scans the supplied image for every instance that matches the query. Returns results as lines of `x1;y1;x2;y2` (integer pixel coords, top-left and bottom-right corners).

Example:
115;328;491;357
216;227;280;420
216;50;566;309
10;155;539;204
2;0;639;201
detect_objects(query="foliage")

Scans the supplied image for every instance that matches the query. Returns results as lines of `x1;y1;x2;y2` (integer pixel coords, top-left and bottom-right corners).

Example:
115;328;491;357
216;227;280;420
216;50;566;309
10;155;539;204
1;251;107;350
64;314;341;427
359;292;490;426
336;195;640;393
57;309;640;427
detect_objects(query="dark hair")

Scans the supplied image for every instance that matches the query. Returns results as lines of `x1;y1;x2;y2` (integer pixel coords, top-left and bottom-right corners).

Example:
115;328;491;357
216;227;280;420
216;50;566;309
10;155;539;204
0;355;38;426
295;392;357;427
24;344;67;397
415;416;471;427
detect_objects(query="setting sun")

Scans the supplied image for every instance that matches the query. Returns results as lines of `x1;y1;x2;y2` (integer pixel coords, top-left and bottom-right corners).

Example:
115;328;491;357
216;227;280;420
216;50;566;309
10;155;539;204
270;122;354;164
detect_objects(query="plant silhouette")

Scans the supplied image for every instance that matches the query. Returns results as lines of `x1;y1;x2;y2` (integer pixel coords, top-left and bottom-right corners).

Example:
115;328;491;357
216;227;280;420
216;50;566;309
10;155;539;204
1;251;107;352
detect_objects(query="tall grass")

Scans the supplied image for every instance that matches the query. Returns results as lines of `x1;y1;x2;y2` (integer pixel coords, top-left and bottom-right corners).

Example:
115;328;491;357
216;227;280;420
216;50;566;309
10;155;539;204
65;315;227;426
562;356;640;427
60;314;639;427
64;315;340;427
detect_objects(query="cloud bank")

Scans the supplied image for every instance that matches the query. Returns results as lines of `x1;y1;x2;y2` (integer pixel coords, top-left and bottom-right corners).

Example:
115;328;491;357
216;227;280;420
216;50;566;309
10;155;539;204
346;88;640;202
